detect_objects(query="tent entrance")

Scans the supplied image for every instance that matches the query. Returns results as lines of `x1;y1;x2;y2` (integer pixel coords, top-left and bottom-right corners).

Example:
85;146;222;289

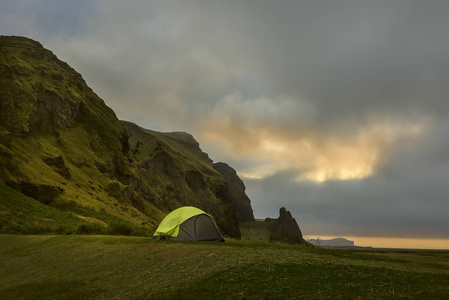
174;215;224;241
196;214;223;241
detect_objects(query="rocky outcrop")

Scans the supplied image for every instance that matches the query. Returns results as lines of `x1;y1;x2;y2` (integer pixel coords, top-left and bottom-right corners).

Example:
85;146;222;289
213;162;255;223
266;207;303;244
7;181;64;205
43;156;71;180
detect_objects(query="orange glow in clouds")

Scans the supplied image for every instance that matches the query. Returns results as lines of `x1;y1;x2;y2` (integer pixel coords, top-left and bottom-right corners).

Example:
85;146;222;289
199;118;425;183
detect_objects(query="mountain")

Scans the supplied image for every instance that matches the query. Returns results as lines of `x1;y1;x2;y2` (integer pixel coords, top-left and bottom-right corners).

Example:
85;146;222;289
212;162;255;223
0;36;245;238
308;238;355;247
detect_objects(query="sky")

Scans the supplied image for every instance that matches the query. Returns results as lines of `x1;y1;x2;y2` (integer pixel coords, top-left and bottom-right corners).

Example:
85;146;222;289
2;0;449;247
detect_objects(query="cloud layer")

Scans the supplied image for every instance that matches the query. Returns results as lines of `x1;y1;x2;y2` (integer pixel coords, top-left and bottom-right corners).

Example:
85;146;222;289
2;0;449;238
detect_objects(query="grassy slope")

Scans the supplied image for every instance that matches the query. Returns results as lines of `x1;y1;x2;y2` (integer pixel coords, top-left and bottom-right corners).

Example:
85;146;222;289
0;130;152;226
0;183;85;232
124;121;215;174
1;235;448;299
0;183;156;235
0;36;151;228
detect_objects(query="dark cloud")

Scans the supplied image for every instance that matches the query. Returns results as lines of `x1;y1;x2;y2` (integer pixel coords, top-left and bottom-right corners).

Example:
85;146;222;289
0;0;97;39
246;164;449;238
2;1;449;239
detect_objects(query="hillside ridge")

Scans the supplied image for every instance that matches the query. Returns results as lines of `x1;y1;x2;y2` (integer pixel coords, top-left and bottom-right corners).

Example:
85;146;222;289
0;35;248;238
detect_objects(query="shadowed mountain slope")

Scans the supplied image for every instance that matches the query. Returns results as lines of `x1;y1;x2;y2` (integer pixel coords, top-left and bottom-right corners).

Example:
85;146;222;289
213;162;255;223
122;121;240;238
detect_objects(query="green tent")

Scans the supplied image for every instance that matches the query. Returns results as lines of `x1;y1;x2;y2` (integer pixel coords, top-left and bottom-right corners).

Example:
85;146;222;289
153;206;225;242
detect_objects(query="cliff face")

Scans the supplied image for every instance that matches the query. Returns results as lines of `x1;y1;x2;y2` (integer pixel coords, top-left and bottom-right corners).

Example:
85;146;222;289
0;36;243;238
213;162;255;223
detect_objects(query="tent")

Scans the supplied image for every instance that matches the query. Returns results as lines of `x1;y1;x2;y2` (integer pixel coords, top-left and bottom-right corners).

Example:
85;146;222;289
153;206;225;242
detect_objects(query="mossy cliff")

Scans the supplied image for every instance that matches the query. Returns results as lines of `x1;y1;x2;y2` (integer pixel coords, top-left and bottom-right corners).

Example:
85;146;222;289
213;162;255;223
0;36;243;238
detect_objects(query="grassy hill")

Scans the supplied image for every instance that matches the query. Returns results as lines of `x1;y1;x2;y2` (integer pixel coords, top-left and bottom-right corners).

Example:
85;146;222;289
122;121;240;237
1;235;448;299
0;36;242;238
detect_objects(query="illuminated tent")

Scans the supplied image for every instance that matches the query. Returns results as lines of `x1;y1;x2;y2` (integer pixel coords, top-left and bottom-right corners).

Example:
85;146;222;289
153;206;225;242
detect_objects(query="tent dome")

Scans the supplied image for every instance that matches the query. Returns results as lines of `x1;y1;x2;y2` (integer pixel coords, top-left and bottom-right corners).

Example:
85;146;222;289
153;206;225;242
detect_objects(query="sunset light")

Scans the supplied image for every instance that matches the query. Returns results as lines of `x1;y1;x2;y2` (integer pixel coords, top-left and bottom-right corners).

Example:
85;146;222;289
2;2;449;298
201;121;426;183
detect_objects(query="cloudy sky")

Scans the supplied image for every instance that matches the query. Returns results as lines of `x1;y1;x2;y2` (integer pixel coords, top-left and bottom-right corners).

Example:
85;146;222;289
2;0;449;245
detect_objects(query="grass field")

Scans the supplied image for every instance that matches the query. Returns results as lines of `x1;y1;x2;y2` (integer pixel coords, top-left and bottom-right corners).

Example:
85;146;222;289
1;235;448;299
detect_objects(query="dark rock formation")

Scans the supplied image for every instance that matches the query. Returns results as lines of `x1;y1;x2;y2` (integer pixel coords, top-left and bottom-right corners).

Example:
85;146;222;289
43;155;71;180
7;181;64;205
267;207;303;244
213;162;255;223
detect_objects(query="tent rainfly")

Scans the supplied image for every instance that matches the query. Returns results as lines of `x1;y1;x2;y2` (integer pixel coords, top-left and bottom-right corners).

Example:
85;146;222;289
153;206;225;242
